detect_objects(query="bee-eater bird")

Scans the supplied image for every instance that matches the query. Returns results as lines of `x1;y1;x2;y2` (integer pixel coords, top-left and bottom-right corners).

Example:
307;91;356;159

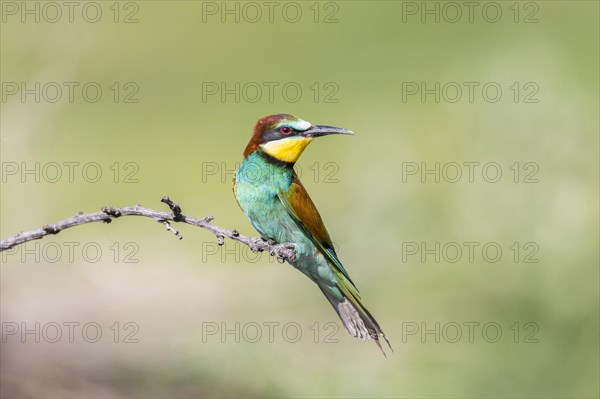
234;114;392;355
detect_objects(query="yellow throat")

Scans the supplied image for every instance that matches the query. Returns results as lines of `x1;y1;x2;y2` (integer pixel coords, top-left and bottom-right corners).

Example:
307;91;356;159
261;137;313;163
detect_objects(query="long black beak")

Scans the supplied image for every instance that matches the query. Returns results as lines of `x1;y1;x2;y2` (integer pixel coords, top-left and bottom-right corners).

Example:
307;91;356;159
303;125;354;138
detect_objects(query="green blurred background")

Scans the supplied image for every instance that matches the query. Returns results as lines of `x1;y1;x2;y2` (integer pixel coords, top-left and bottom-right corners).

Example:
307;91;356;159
1;1;598;397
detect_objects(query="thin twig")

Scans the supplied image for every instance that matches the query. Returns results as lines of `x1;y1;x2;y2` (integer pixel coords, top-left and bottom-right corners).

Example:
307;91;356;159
0;196;297;263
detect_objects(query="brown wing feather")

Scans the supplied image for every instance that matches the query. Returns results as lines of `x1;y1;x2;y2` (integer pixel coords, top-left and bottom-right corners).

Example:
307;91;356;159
285;171;334;250
280;171;357;287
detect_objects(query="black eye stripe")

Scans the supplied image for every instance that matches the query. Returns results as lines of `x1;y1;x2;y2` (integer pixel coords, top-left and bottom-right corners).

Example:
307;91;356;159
260;127;298;144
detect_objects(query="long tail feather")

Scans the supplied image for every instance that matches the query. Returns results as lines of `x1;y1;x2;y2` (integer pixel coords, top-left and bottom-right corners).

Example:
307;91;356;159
319;285;394;357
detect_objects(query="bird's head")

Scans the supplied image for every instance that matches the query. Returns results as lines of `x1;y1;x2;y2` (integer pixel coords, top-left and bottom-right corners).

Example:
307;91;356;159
243;114;353;163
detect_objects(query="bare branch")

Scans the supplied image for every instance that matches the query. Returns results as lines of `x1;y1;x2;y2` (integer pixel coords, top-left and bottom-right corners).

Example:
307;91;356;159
0;196;297;263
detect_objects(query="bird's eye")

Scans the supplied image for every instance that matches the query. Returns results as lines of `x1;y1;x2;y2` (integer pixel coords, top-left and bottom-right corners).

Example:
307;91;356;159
280;126;292;135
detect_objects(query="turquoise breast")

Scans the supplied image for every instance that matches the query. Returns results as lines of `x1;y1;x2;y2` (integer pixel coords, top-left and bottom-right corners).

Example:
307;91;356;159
235;152;326;280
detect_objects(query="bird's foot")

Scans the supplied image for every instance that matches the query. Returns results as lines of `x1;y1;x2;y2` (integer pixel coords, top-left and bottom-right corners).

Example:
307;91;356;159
270;243;297;263
249;237;296;263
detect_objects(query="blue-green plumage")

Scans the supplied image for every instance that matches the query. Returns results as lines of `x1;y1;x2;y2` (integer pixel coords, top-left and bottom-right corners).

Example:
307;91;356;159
234;114;392;355
236;151;339;290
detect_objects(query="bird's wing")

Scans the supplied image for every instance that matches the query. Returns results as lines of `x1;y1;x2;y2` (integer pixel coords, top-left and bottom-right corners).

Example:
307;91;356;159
277;172;357;289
